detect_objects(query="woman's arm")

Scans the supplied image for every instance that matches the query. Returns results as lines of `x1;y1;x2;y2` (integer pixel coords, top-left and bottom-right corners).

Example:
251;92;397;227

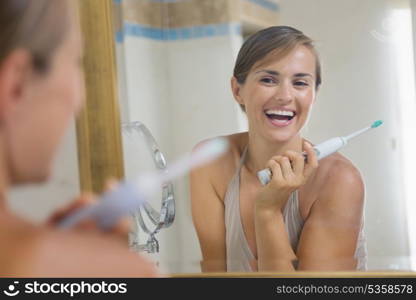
296;161;364;270
254;142;364;272
254;141;318;271
190;160;227;272
255;207;297;271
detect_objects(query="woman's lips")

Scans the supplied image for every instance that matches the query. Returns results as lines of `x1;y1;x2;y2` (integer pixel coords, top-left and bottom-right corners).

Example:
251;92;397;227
267;115;295;127
264;110;296;128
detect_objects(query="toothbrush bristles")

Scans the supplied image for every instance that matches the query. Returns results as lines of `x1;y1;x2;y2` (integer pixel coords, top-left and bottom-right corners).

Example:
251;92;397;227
371;120;383;128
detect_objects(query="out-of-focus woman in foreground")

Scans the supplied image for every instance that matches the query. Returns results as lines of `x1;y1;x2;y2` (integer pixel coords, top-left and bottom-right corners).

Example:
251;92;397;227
0;0;157;277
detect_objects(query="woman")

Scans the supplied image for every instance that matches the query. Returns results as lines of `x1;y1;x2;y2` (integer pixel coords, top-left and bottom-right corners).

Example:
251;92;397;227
191;26;367;272
0;0;156;276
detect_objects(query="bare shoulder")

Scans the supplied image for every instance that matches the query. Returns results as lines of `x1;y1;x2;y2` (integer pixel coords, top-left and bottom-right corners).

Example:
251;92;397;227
310;153;365;216
318;154;364;189
41;229;158;277
1;224;158;277
191;132;248;200
192;132;247;166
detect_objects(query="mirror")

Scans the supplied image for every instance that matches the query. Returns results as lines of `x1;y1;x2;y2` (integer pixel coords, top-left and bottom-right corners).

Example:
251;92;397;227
110;0;416;274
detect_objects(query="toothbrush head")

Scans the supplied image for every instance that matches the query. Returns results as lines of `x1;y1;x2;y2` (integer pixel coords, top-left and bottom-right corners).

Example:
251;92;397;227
371;120;383;128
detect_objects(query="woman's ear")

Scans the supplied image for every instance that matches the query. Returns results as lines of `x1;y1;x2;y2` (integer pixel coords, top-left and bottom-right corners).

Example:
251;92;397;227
0;49;32;120
230;76;245;107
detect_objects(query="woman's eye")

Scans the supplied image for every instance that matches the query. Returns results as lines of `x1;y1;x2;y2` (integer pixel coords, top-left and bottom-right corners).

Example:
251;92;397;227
260;77;276;84
294;81;309;86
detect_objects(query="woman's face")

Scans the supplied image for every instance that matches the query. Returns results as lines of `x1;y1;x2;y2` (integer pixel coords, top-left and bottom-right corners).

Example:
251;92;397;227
235;45;317;143
4;5;84;183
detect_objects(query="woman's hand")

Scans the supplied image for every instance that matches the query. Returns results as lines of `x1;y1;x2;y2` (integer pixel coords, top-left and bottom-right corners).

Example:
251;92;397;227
256;141;318;213
45;178;131;241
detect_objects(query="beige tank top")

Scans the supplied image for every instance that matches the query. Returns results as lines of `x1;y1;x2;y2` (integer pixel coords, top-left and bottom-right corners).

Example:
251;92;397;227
224;146;367;272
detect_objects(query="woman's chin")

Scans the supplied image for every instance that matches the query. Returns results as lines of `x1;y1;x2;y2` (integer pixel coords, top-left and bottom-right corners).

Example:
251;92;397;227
33;168;53;183
12;168;52;185
270;136;294;144
263;129;296;144
260;118;299;142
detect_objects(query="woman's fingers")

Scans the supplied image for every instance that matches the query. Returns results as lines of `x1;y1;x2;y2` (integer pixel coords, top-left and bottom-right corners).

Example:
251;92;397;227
303;141;318;178
268;155;296;184
283;150;304;176
46;193;96;226
266;159;283;184
267;145;314;187
108;217;132;241
104;177;118;191
47;177;131;240
278;156;294;180
103;178;131;238
258;144;318;212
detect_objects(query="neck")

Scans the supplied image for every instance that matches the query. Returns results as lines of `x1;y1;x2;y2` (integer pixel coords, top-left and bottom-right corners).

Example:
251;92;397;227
245;131;304;174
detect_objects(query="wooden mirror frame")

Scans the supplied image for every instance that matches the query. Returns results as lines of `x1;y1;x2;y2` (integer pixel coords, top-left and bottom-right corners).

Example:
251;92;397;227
76;0;124;194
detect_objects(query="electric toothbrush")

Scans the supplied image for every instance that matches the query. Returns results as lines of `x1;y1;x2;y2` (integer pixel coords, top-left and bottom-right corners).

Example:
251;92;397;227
257;120;384;186
58;137;229;229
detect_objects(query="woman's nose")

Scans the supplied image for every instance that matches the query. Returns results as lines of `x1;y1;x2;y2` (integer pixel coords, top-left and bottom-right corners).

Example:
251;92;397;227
274;82;293;104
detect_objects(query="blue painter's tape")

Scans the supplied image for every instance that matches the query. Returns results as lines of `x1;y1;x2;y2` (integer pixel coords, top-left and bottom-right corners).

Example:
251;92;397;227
131;24;140;36
216;24;226;35
148;0;182;2
115;23;241;42
150;27;164;40
192;26;203;39
247;0;279;11
178;27;192;39
115;0;278;11
234;23;242;35
115;31;124;43
205;25;215;37
120;0;278;10
167;29;178;41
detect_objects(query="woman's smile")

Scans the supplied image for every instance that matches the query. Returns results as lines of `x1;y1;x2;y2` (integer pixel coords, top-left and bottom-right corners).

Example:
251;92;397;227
264;108;297;128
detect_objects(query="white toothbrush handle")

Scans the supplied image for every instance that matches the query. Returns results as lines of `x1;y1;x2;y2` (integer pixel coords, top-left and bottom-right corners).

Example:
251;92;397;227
344;126;371;141
257;137;347;186
314;137;347;160
58;182;143;229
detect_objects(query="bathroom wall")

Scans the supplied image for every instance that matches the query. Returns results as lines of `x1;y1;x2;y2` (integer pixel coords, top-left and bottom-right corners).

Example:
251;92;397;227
279;0;412;270
166;32;247;271
114;0;260;272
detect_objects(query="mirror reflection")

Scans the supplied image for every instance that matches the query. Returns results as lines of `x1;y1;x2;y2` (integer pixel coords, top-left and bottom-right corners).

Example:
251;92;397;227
114;0;416;273
122;121;175;254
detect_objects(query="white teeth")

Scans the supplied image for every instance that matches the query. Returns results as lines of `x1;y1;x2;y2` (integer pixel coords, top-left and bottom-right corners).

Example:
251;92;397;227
265;110;294;117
